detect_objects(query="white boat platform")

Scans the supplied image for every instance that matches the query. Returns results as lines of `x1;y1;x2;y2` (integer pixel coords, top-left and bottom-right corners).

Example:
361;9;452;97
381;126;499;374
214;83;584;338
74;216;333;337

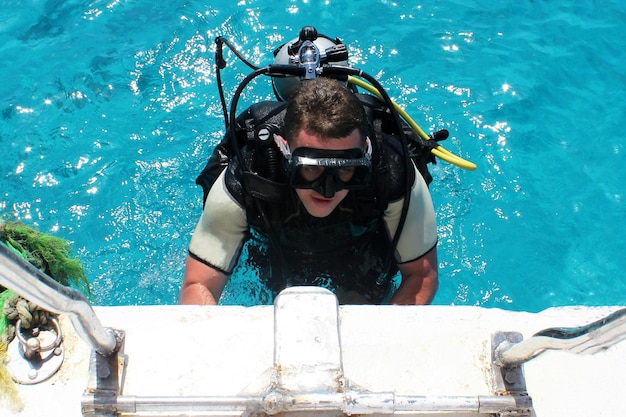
3;286;625;417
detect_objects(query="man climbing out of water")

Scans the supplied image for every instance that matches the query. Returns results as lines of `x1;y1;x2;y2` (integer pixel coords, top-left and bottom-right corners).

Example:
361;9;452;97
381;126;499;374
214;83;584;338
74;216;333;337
179;28;438;305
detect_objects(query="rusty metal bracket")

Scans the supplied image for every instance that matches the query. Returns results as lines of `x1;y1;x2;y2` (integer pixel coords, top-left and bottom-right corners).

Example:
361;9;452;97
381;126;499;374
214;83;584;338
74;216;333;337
491;332;533;417
81;329;127;417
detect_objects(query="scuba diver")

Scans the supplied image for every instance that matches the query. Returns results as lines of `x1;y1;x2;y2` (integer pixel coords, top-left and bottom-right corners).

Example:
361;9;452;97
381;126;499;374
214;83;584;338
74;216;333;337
179;26;472;305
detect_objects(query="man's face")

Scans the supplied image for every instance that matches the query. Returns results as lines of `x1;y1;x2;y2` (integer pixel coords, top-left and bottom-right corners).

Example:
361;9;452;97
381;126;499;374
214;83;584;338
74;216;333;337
290;128;363;218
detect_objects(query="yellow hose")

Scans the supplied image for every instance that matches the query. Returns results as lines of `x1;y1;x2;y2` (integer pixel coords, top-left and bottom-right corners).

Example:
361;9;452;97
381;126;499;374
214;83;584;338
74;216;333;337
348;76;476;171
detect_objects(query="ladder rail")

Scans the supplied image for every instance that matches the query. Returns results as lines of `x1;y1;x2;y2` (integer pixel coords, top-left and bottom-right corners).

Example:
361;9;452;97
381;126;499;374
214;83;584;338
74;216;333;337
0;242;119;356
495;307;626;367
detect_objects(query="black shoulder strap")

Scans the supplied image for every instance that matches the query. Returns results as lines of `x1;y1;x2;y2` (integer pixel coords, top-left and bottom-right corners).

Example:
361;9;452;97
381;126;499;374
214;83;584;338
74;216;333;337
195;101;287;206
352;97;389;220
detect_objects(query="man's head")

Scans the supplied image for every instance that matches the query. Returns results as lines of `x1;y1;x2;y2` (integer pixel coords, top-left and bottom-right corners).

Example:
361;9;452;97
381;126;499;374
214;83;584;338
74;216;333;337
275;78;372;218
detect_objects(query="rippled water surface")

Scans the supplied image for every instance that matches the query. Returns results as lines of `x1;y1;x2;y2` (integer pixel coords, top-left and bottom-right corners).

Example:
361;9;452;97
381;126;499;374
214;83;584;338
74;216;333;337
2;0;625;311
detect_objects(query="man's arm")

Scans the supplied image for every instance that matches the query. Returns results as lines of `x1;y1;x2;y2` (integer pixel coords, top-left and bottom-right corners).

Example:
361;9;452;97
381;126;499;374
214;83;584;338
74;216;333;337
390;247;438;305
179;255;229;305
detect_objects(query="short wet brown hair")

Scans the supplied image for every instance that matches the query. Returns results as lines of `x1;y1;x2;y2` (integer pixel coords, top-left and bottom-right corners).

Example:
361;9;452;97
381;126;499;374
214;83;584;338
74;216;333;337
283;77;367;144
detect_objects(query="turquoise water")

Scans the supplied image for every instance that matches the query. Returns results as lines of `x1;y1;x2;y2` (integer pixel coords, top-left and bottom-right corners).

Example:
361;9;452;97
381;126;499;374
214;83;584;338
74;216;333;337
1;1;625;311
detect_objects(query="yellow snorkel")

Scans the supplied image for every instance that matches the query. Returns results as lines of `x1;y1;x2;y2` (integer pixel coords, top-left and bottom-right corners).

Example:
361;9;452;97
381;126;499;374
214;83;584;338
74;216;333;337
348;76;476;171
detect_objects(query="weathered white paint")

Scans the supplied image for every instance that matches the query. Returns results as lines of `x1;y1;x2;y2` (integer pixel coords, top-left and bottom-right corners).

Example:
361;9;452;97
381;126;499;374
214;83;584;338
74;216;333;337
3;289;625;417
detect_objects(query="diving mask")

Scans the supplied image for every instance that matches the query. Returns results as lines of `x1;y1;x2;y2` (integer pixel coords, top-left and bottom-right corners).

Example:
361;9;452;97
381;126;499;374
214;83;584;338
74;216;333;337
276;137;373;198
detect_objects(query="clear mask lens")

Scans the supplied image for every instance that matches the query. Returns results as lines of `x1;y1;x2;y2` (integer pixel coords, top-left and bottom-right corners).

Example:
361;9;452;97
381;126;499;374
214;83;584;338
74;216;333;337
288;147;372;197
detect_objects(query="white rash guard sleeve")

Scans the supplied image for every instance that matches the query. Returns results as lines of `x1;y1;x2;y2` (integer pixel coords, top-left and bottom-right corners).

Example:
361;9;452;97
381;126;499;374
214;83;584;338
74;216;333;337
383;163;438;263
188;170;248;273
